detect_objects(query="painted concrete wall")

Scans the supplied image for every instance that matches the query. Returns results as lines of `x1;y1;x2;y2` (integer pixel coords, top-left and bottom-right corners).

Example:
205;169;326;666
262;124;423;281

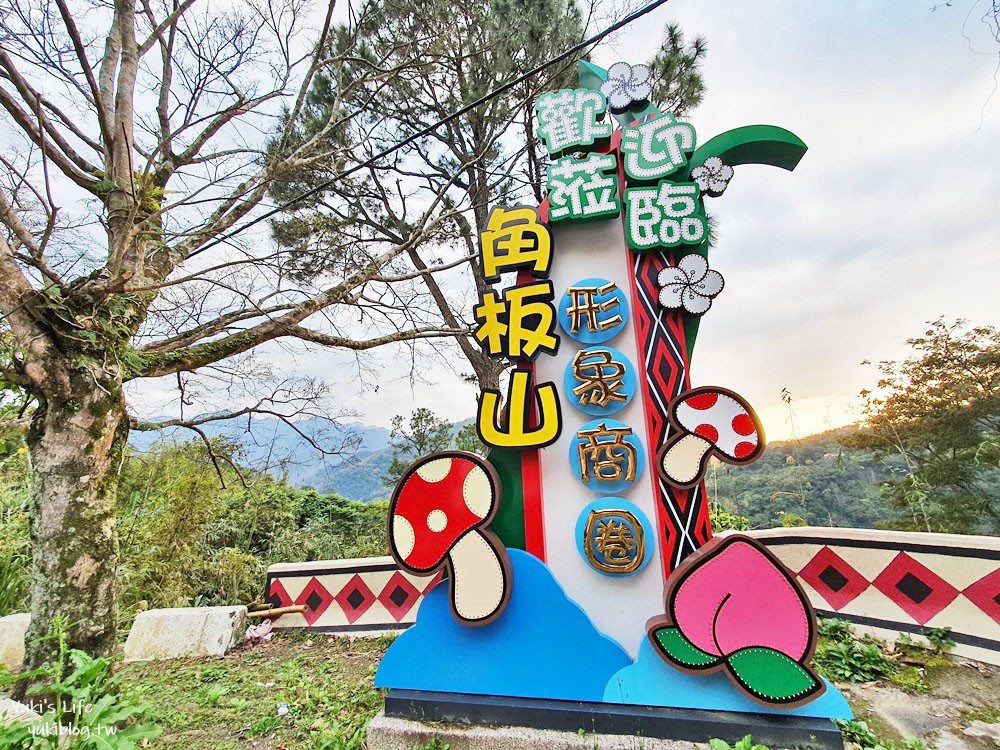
264;527;1000;666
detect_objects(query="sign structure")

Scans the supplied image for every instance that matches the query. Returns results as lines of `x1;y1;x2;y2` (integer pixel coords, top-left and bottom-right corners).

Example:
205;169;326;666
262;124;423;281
374;60;853;729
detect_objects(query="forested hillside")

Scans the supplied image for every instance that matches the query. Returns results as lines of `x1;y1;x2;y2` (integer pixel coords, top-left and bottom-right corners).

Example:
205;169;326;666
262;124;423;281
710;427;904;530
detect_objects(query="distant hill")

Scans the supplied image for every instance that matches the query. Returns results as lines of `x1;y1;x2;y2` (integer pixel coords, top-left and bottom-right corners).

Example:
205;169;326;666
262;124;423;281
709;425;906;530
129;417;394;497
131;418;908;526
129;416;472;502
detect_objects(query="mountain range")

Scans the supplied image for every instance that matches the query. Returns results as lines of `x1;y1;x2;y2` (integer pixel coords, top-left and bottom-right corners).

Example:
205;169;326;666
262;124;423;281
130;416;400;500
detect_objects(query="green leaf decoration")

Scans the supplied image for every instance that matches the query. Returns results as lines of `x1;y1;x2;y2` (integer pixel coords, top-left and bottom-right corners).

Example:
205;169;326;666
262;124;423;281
726;647;823;704
652;626;722;669
688;125;807;175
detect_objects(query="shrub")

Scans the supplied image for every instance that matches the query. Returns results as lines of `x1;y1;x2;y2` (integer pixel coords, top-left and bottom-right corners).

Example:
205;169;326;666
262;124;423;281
0;618;161;748
814;637;896;682
709;507;751;532
709;736;770;750
818;617;853;642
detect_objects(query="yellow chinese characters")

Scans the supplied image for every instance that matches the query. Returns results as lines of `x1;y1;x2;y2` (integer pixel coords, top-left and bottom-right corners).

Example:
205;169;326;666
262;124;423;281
473;282;559;361
480;207;552;282
477;370;561;449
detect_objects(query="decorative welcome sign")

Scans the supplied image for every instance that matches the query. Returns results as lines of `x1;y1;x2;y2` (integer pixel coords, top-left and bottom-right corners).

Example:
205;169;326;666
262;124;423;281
374;59;853;739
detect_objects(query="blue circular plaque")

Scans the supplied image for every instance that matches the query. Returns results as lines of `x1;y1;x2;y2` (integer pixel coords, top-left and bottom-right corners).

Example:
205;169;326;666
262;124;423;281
557;277;628;344
563;346;637;416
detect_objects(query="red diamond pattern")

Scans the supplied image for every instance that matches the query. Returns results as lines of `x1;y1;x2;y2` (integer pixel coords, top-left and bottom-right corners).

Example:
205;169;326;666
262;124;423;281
797;546;870;611
872;553;959;625
378;572;421;622
294;577;334;626
334;574;376;625
268;579;293;609
963;567;1000;626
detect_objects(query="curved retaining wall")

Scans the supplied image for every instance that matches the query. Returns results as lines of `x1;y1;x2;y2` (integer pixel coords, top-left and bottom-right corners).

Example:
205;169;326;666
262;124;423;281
263;527;1000;665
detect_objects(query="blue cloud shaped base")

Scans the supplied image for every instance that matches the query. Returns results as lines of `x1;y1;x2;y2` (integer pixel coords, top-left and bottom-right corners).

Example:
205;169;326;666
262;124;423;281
375;549;852;720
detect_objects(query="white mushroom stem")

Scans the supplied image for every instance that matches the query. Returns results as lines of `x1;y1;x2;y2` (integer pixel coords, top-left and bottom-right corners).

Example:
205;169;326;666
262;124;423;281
447;527;506;624
660;432;714;487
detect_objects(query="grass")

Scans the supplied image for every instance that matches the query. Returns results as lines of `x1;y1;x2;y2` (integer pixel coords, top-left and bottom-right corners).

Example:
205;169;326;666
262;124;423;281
119;632;393;749
961;706;1000;724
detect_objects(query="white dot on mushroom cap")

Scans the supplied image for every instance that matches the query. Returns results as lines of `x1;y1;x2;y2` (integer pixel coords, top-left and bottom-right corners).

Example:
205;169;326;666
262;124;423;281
426;509;448;533
415;457;452;483
392;515;415;560
462;467;492;519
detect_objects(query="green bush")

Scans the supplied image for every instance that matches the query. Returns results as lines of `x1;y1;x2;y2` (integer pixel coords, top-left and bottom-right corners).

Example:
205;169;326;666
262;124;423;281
818;617;853;642
709;507;751;532
814;637;896;682
0;618;161;748
117;440;390;615
0;441;30;617
709;736;769;750
834;719;930;750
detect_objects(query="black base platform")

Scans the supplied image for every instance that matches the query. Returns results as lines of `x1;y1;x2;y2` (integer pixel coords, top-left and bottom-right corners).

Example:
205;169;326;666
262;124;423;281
385;689;844;749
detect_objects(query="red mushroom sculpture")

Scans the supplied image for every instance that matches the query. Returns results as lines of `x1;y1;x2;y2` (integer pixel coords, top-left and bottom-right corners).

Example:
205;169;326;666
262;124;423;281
388;451;512;625
657;386;765;489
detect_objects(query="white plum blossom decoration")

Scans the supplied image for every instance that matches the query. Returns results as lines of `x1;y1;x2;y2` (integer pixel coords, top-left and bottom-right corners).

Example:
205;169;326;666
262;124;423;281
601;62;653;113
657;254;725;315
690;157;735;197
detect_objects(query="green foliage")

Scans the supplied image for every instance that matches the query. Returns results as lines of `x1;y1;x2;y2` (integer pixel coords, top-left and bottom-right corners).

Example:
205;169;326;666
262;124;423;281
121;635;389;749
708;735;770;750
0;436;391;620
383;408;453;486
814;635;897;683
412;738;450;750
818;617;853;642
650;22;708;117
834;720;930;750
708;507;750;532
454;423;486;456
961;706;1000;723
0;618;161;748
710;426;900;530
922;627;955;654
888;665;929;694
848;319;1000;534
116;440;389;615
0;433;29;617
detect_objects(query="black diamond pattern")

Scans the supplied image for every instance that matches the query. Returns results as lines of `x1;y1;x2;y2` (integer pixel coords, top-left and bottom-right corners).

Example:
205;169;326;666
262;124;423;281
306;590;324;611
346;589;365;610
993;593;1000;607
389;585;410;608
896;572;933;604
818;565;850;593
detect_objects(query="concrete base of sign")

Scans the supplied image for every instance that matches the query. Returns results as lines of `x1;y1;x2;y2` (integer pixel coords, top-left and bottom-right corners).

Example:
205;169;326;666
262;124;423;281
0;613;30;673
381;690;844;749
123;606;247;662
367;713;702;750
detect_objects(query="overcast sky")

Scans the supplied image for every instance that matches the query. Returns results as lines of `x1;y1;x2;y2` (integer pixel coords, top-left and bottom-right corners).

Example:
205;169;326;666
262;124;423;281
129;0;1000;442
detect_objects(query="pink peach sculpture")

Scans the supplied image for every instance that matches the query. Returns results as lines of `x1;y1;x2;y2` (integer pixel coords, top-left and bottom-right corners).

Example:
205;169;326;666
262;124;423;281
646;534;825;707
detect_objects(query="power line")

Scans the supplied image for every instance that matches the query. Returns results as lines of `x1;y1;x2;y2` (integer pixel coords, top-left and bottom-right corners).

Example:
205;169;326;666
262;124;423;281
194;0;672;255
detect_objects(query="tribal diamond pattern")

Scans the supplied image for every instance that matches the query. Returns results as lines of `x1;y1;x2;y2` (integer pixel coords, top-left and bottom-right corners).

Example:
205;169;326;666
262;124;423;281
628;248;712;574
871;553;959;625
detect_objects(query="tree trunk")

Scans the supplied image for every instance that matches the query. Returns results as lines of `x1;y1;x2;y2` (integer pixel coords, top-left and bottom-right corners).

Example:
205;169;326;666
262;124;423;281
15;370;127;693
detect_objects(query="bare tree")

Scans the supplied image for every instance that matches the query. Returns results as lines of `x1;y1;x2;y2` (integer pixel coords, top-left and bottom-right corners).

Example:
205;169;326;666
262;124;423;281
271;1;708;392
0;0;464;677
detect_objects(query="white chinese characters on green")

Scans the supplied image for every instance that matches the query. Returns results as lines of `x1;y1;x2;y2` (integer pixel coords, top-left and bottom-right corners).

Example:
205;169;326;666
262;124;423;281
621;114;696;183
624;182;707;251
534;89;613;156
547;153;621;222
